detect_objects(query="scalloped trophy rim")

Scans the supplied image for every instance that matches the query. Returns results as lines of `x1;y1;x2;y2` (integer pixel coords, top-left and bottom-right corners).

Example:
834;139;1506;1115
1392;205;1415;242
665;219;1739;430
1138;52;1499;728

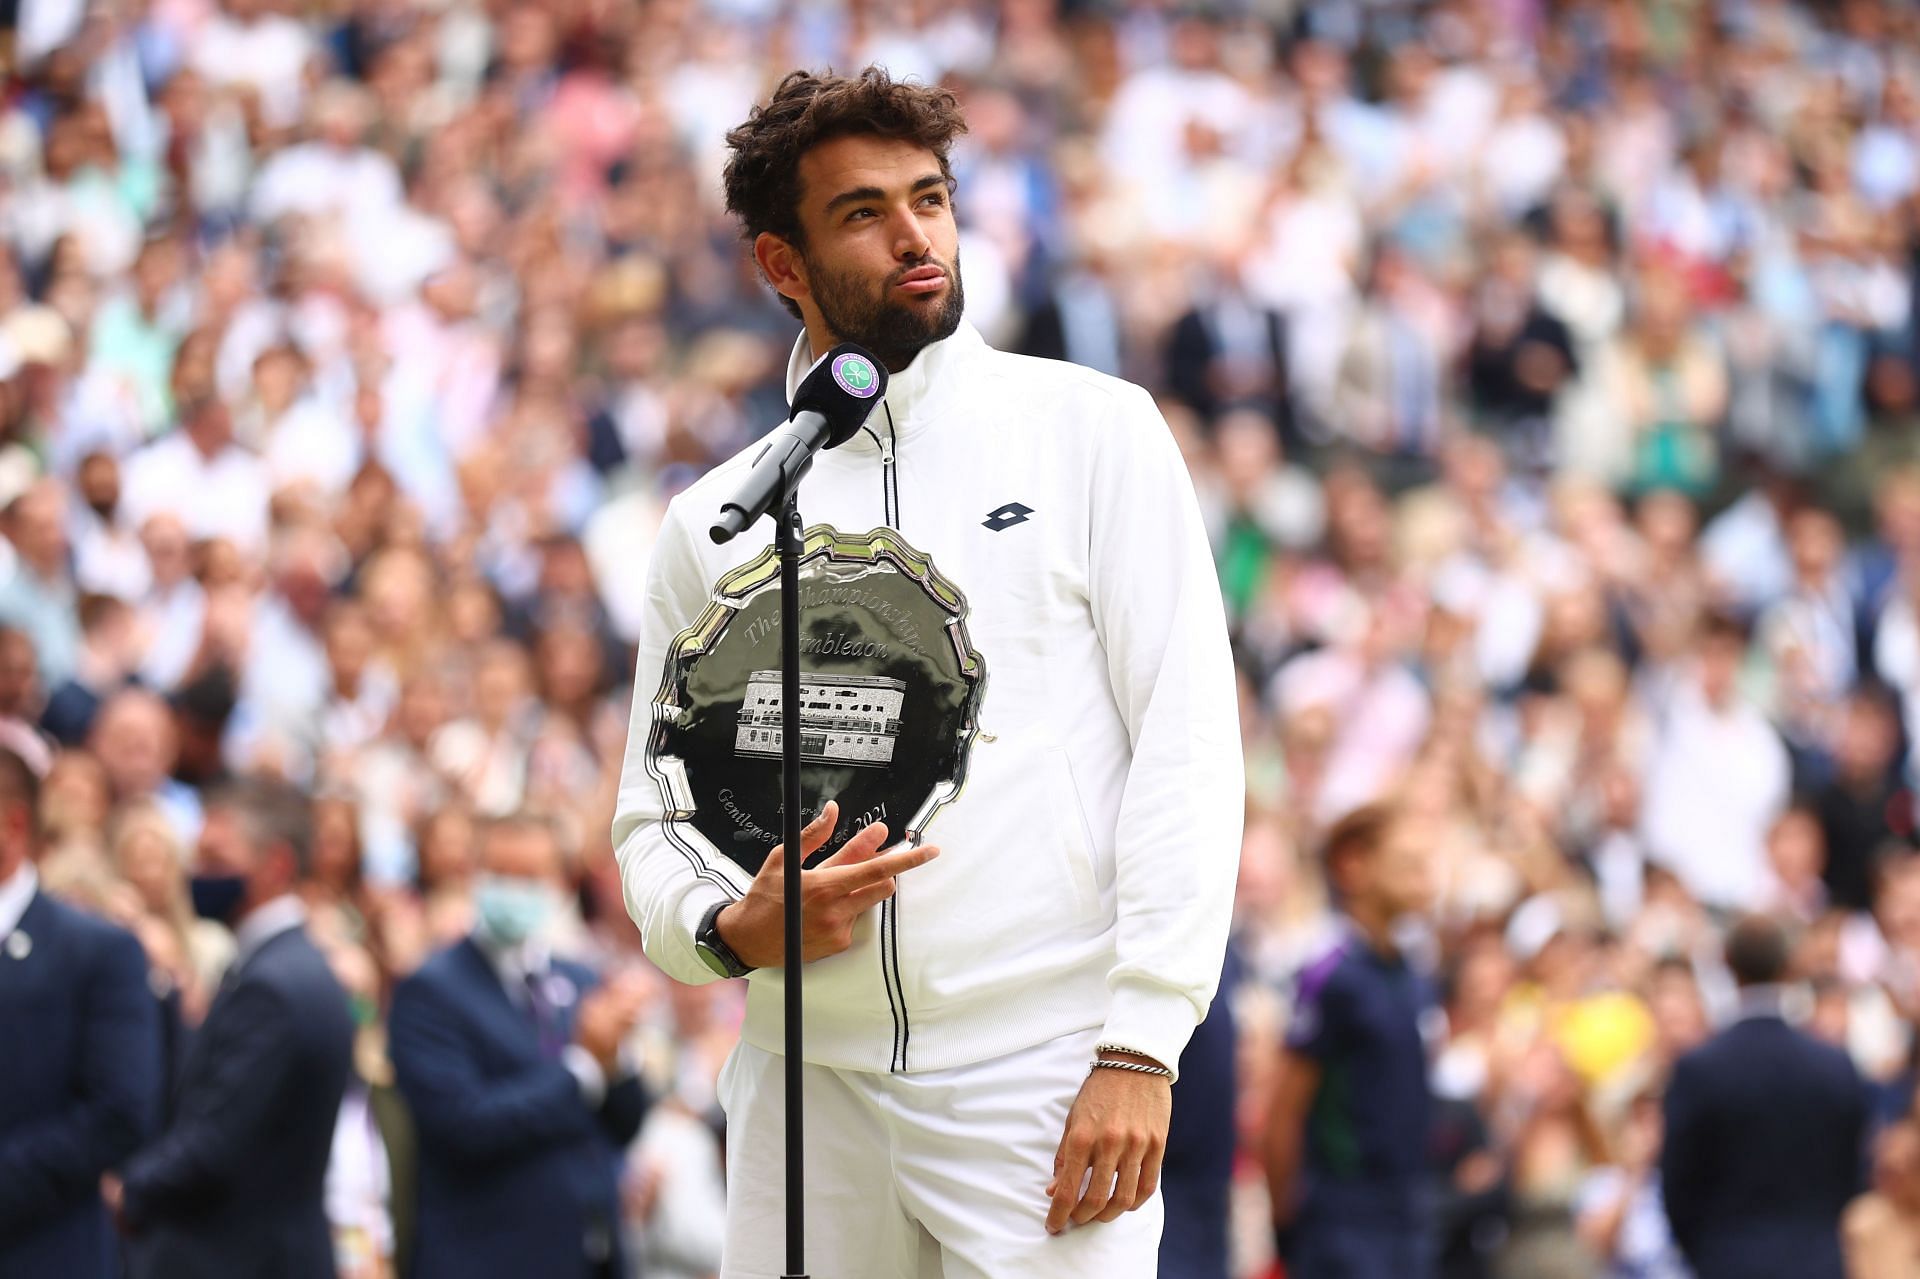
644;524;989;889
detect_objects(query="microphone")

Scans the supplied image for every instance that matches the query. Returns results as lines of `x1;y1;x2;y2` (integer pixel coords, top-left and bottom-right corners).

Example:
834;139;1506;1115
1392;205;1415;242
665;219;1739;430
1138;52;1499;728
709;343;889;544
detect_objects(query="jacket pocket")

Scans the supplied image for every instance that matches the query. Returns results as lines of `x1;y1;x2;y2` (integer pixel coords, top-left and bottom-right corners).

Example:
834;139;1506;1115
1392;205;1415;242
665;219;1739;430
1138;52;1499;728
1043;746;1100;918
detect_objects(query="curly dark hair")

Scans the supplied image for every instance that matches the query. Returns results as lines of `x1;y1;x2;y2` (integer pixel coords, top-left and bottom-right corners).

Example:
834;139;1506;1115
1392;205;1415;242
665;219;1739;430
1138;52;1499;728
723;66;968;318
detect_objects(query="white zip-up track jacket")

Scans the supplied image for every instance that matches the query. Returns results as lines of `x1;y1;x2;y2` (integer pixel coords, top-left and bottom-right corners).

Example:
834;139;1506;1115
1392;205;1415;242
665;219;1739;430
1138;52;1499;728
613;321;1244;1078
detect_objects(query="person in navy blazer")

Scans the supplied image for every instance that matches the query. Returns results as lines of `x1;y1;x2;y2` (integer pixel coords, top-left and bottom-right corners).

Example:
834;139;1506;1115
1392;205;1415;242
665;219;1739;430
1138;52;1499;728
113;780;354;1279
390;813;650;1279
1158;941;1240;1279
0;746;162;1279
1661;914;1868;1279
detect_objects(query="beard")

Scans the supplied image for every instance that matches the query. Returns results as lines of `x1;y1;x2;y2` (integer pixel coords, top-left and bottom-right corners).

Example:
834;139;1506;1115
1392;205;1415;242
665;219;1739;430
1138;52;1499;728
802;245;966;372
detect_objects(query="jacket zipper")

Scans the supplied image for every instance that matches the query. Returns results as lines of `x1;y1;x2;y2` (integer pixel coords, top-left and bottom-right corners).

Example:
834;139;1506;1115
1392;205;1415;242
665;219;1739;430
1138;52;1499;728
879;422;899;533
876;405;909;1071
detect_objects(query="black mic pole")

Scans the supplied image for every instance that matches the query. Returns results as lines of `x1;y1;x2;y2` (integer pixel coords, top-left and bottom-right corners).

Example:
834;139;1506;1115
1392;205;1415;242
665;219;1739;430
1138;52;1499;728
713;456;813;1278
776;491;808;1279
710;341;889;1279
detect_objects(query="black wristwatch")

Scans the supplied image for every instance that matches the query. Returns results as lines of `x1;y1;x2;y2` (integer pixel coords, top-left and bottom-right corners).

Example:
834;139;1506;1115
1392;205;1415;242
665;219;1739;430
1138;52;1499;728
694;900;756;979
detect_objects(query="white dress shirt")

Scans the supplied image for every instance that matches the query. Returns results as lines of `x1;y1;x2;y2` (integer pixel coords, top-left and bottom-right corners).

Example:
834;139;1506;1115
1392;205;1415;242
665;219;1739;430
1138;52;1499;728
473;931;627;1106
232;894;308;968
1734;983;1798;1024
1641;678;1791;912
120;435;271;555
0;860;37;939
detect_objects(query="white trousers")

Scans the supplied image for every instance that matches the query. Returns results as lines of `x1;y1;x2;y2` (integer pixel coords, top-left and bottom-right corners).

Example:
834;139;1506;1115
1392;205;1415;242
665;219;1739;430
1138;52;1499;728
716;1026;1164;1278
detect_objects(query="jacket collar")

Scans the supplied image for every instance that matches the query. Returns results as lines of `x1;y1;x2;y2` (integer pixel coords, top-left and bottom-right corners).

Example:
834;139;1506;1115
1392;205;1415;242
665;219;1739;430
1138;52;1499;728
0;860;35;939
783;321;985;455
467;927;552;989
232;894;307;967
1734;983;1794;1024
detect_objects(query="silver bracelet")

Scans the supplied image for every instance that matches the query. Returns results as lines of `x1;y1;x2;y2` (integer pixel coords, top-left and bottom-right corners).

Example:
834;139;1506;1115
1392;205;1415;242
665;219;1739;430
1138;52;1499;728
1097;1042;1169;1069
1089;1058;1173;1079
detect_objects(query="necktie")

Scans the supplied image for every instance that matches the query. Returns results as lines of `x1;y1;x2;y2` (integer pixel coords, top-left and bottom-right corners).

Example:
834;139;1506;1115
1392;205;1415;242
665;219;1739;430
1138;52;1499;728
212;957;244;1008
522;970;564;1061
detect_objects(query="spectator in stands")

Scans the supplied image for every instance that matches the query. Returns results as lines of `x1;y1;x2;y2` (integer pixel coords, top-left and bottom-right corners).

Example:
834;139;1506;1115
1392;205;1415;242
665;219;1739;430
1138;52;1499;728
1844;1117;1920;1279
0;480;80;687
1164;246;1295;449
1640;610;1792;914
40;592;137;746
1815;683;1913;913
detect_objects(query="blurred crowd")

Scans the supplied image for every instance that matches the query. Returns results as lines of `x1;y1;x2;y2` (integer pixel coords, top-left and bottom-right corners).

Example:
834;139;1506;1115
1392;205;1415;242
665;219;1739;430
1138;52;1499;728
11;0;1920;1275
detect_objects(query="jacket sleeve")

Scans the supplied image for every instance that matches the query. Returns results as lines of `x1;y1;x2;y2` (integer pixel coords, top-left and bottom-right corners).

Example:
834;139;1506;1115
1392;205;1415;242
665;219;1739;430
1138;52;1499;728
1659;1052;1708;1258
1162;311;1213;416
1835;1059;1871;1211
566;961;652;1147
1086;383;1245;1077
611;502;738;986
0;925;160;1233
120;977;290;1227
598;1075;650;1149
387;971;598;1167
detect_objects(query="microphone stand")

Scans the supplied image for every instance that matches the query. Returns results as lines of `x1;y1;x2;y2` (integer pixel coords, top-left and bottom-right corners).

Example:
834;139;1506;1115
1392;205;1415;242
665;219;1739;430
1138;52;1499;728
775;492;809;1279
713;342;889;1278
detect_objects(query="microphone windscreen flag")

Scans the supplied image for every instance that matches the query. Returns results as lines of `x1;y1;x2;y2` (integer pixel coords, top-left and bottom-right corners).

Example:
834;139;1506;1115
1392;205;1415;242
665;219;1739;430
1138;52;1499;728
789;344;889;449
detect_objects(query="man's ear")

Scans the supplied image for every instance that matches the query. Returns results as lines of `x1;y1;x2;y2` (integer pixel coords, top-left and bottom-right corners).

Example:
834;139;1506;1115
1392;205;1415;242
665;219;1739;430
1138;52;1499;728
1;800;31;848
262;843;298;893
1324;849;1359;903
754;232;809;307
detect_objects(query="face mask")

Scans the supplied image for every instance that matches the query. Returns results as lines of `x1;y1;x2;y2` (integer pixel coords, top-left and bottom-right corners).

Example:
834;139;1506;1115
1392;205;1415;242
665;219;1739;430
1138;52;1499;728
474;874;558;948
189;873;247;923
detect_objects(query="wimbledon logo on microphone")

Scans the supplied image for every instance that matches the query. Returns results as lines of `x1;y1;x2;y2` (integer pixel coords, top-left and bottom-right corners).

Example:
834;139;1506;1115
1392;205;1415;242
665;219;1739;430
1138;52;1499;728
832;352;880;398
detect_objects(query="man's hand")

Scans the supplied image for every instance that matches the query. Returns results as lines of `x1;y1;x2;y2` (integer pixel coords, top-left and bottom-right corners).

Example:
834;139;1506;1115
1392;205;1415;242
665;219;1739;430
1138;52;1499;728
574;973;650;1073
716;800;939;970
1044;1056;1171;1234
101;1173;126;1232
1262;1047;1321;1234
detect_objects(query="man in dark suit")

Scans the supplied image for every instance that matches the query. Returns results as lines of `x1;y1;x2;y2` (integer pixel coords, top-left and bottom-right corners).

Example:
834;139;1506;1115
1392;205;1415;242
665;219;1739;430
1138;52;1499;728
113;780;354;1279
1017;255;1128;380
0;746;161;1279
390;813;649;1279
1158;943;1239;1279
1662;914;1868;1279
1162;254;1296;451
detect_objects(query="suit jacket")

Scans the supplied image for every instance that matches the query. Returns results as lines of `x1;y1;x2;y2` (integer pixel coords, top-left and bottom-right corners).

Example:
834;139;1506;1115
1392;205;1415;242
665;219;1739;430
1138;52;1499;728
1159;944;1239;1279
1164;301;1295;447
1016;284;1126;380
1662;1013;1867;1279
0;890;162;1279
389;938;647;1279
121;921;353;1279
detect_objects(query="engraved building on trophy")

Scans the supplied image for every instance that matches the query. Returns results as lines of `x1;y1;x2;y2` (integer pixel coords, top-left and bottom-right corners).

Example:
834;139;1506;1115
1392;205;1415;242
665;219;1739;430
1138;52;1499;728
734;671;906;767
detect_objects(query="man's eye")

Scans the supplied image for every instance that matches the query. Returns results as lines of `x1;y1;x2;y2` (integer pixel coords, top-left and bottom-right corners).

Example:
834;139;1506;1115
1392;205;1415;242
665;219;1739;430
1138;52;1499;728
848;209;875;222
920;194;947;208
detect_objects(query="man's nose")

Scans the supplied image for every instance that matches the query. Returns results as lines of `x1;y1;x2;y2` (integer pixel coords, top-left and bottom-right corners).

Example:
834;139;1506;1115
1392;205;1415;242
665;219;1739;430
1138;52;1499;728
892;210;932;260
